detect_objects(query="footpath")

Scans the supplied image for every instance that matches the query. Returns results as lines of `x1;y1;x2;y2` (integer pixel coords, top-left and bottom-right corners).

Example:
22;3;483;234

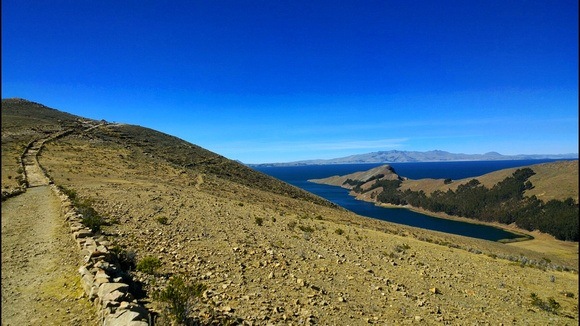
2;128;150;325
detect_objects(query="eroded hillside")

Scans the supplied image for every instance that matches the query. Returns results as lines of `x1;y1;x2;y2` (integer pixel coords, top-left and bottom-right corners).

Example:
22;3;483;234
3;99;579;325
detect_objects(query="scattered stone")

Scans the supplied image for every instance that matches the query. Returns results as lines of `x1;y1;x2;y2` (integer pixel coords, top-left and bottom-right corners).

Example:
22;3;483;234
429;287;441;295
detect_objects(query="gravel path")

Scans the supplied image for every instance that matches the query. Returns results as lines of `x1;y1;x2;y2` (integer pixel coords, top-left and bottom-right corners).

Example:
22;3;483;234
1;186;98;325
2;133;98;325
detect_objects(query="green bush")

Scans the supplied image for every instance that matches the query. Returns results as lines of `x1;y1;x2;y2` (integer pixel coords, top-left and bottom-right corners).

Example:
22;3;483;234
77;200;104;233
58;185;77;200
298;225;314;233
530;293;560;314
155;275;206;324
136;256;162;275
335;228;344;235
58;186;105;232
156;216;169;225
255;216;263;226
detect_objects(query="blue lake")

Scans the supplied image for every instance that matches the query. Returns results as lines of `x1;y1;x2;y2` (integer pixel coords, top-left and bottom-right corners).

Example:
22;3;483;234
254;159;565;241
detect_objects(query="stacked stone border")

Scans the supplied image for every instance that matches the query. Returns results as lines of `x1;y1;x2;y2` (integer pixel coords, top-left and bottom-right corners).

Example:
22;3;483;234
52;185;150;325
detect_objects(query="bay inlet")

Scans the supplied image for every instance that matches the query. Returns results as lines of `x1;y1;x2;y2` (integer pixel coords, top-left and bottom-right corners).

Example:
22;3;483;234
253;160;562;242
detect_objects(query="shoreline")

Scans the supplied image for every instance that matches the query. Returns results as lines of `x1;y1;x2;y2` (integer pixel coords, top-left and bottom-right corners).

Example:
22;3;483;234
343;188;536;243
341;189;578;267
370;199;578;267
373;201;534;243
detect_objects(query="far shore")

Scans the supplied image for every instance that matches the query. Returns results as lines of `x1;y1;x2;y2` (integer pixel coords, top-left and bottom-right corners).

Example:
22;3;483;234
374;201;532;241
368;200;579;265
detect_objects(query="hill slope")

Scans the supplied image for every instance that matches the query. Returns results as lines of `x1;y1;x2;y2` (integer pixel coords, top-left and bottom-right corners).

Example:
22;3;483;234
2;99;578;324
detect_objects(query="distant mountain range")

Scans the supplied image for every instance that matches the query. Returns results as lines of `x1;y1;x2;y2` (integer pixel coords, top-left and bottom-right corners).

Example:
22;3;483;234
250;150;578;167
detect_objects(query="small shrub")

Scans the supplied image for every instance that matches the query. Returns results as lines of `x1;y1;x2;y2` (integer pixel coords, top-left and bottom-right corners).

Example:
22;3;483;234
136;256;162;275
58;185;77;200
255;217;263;226
298;225;314;233
530;293;561;314
335;228;344;235
79;207;104;233
156;216;169;225
287;221;297;231
155;275;206;324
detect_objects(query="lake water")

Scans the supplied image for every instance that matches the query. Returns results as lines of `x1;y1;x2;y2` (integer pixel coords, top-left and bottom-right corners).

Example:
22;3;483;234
253;159;563;241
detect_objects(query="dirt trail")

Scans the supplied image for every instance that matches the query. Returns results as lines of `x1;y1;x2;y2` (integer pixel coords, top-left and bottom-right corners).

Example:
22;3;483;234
22;139;51;187
1;186;98;325
2;135;98;325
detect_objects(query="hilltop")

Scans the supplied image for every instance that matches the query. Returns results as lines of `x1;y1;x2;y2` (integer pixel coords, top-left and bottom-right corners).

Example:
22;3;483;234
2;98;578;325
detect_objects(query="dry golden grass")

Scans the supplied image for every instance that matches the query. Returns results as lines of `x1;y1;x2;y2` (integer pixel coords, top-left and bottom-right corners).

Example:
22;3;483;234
3;99;579;324
401;160;578;203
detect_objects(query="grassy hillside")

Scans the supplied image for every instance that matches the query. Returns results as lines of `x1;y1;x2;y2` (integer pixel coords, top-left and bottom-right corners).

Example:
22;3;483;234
2;99;578;324
401;160;579;203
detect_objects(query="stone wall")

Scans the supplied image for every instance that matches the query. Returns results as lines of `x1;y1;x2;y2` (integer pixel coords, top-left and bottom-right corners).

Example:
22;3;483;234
52;184;150;326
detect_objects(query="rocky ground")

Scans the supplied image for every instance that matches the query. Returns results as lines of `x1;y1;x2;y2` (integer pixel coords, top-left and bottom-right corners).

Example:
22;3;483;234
35;126;579;325
2;100;578;325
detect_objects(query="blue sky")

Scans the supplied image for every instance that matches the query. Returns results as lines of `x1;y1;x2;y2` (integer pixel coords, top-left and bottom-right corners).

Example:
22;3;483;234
2;1;578;164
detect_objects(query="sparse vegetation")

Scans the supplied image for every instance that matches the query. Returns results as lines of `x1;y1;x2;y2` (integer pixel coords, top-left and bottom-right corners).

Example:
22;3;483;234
4;99;577;325
156;216;169;225
136;256;162;275
255;216;263;226
154;275;206;324
57;185;105;232
298;225;315;233
561;291;575;298
530;292;560;314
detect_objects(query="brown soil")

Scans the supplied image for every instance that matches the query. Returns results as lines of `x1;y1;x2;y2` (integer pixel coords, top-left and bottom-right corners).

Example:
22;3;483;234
1;186;98;325
3;100;579;325
38;130;579;324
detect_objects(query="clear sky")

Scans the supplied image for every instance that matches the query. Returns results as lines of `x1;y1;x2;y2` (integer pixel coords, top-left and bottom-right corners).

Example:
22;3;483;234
2;1;578;164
